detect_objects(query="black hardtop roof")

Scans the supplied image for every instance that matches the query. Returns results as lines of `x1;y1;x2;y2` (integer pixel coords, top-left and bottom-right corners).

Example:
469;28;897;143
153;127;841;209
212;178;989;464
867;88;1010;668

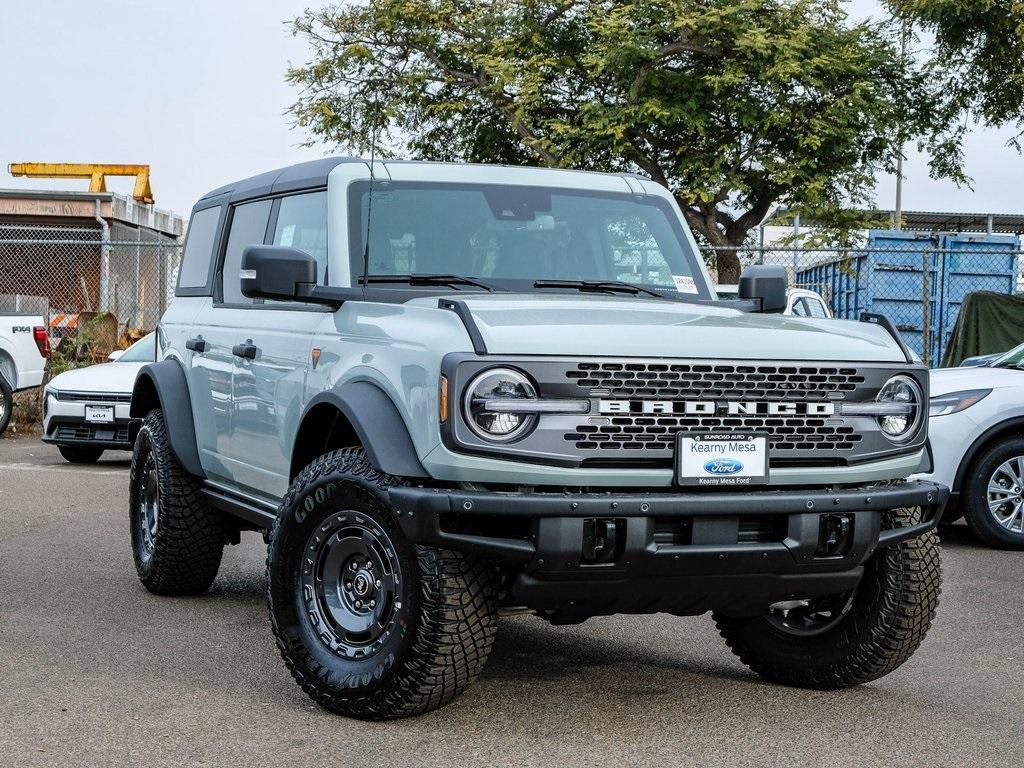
193;157;651;211
196;157;362;207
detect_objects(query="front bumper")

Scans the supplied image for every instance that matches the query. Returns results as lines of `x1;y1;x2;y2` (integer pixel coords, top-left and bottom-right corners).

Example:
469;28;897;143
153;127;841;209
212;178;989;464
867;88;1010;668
390;480;948;620
42;416;132;449
43;392;133;449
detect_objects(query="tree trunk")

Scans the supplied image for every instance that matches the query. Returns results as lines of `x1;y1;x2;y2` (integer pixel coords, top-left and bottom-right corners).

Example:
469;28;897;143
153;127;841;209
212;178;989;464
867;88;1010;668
714;251;742;284
679;204;743;284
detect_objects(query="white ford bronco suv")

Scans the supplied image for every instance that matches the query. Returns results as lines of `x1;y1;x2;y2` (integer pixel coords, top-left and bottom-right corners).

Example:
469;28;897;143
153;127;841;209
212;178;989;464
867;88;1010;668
129;159;946;720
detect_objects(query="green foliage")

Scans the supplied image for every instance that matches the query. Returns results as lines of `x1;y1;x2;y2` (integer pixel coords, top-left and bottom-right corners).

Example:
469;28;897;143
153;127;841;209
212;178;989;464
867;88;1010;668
46;313;116;379
888;1;1024;131
287;1;961;280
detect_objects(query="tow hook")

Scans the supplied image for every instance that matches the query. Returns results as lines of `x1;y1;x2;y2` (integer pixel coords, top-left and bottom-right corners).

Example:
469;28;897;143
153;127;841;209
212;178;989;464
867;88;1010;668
581;518;623;564
816;513;854;558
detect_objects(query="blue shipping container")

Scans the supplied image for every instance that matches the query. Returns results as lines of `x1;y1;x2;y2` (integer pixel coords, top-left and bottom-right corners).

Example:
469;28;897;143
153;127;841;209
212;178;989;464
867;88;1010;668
795;230;1019;365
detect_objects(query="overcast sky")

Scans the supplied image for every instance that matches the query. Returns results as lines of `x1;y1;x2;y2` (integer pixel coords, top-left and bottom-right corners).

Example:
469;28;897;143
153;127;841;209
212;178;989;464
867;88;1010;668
1;0;1020;218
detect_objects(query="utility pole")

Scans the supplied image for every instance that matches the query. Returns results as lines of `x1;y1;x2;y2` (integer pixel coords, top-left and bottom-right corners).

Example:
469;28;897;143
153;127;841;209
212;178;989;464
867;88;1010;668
894;22;910;230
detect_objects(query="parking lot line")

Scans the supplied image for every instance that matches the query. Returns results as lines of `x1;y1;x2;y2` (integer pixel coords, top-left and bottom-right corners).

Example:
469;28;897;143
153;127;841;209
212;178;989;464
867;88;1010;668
0;461;126;476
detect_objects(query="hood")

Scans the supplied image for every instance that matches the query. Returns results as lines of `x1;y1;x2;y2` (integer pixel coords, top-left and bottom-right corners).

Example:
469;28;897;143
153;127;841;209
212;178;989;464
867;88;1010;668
929;365;1024;396
417;294;906;362
47;361;147;394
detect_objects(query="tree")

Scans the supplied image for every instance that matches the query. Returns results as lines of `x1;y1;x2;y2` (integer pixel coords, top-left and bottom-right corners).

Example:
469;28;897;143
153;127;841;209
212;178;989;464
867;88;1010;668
287;0;956;281
887;1;1024;130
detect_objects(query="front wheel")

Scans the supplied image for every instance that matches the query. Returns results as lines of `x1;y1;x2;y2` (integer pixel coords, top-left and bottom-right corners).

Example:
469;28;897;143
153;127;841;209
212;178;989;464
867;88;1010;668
266;448;498;720
962;436;1024;549
0;376;12;437
714;507;941;688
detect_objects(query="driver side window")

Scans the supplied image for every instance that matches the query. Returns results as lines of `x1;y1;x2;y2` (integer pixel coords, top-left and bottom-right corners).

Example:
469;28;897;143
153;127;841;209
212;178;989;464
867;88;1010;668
273;191;328;284
219;200;272;305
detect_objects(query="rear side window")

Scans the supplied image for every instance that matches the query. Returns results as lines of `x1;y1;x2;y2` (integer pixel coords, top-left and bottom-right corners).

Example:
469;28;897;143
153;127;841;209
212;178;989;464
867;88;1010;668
176;206;221;293
273;191;328;283
806;297;829;318
219;200;272;305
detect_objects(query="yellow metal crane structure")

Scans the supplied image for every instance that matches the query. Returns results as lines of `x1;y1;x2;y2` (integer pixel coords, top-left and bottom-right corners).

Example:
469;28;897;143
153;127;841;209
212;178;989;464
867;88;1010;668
8;163;154;204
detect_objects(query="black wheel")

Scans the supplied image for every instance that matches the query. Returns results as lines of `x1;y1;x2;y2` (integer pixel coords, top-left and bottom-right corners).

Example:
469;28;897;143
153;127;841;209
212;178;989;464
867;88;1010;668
0;376;12;437
267;448;498;720
58;445;104;463
129;409;225;594
714;506;941;688
962;436;1024;549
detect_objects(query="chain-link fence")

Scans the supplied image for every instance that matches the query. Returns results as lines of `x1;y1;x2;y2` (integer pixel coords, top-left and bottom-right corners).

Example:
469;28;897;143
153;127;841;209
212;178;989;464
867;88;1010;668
701;239;1024;366
1;223;1022;368
0;223;181;339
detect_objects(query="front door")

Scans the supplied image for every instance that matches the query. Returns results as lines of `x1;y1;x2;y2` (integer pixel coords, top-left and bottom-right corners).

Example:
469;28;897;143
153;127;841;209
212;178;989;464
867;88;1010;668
229;191;331;499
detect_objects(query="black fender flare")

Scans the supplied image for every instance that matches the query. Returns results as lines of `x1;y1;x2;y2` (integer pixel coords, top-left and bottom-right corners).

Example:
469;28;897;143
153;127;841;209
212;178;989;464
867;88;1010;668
300;381;429;478
130;360;205;477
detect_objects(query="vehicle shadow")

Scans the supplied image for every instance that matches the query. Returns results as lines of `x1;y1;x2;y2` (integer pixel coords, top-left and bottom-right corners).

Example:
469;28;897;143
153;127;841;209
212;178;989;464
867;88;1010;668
482;614;754;686
936;522;985;550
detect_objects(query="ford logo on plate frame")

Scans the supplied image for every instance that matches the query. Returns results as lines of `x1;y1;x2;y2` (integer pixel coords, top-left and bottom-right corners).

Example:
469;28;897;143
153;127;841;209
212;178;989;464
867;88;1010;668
703;458;744;475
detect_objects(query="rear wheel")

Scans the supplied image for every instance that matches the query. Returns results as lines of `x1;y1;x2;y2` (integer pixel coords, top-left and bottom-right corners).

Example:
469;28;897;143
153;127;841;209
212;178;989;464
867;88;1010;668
266;448;498;720
714;507;941;688
129;409;225;594
58;445;104;463
962;436;1024;549
0;376;12;436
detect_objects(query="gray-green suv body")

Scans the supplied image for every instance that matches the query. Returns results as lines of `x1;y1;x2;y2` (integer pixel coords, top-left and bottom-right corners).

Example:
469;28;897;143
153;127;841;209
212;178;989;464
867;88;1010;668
129;158;946;719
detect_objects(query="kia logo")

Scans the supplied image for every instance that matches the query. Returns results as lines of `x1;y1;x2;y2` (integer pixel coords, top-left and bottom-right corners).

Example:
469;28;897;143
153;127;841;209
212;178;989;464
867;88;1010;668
704;459;744;475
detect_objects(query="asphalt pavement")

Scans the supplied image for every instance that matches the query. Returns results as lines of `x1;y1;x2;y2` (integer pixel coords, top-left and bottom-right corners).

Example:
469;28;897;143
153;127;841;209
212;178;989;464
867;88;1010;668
0;436;1020;767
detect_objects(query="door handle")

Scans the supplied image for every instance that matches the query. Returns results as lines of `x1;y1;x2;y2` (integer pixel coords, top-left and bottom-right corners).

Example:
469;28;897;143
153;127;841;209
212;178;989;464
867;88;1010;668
232;342;258;359
185;338;207;353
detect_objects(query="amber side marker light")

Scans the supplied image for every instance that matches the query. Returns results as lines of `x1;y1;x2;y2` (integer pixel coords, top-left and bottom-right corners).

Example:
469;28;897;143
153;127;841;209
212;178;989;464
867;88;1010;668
439;376;449;423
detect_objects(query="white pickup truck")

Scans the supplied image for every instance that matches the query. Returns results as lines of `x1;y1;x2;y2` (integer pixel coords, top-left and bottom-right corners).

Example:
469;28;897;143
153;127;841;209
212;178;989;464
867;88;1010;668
0;313;49;435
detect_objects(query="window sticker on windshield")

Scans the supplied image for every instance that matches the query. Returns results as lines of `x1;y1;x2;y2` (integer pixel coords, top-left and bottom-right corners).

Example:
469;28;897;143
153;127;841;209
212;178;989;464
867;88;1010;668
672;275;698;294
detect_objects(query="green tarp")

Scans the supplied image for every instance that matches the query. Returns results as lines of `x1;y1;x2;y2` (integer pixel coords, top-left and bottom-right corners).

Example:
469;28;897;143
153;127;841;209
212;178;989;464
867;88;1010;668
941;291;1024;367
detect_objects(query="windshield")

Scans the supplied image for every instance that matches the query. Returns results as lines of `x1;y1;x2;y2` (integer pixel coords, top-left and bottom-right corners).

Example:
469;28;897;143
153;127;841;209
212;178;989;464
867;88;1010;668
991;342;1024;368
348;181;710;297
117;333;155;363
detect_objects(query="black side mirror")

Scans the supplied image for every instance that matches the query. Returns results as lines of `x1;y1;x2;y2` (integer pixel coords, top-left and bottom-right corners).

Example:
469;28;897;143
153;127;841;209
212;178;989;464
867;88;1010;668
240;245;317;301
738;265;787;313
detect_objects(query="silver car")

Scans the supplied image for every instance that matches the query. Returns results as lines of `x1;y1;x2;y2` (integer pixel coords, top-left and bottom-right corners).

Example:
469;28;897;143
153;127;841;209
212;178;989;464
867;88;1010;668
127;159;946;719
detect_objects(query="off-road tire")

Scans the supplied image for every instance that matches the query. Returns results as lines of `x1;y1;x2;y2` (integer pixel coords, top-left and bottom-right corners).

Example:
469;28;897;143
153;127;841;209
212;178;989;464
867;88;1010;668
962;436;1024;549
129;409;225;595
58;445;104;463
0;376;12;437
714;506;941;688
266;448;499;720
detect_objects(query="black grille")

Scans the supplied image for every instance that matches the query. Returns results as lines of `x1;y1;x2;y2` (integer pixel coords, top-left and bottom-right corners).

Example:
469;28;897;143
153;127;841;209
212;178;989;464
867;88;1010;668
566;362;865;399
55;391;132;403
563;362;865;454
55;424;130;442
565;415;861;452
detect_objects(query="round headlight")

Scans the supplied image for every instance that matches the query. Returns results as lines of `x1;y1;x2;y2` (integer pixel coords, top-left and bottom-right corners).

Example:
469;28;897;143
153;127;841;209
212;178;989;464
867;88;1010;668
463;368;537;442
876;375;923;442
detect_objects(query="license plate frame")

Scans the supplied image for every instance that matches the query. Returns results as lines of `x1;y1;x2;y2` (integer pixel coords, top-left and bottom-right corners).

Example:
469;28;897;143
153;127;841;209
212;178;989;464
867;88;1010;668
675;432;769;487
84;405;115;424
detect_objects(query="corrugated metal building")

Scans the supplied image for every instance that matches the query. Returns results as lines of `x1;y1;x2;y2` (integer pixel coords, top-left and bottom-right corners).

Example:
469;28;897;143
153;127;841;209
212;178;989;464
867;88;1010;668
0;189;184;330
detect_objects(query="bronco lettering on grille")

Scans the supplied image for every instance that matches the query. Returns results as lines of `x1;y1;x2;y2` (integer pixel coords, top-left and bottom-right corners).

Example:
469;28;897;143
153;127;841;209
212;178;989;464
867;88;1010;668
598;400;837;416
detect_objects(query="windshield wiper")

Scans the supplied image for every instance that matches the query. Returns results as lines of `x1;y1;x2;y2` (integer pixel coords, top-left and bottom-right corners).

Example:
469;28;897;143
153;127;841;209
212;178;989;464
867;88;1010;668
533;279;669;300
364;274;500;292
